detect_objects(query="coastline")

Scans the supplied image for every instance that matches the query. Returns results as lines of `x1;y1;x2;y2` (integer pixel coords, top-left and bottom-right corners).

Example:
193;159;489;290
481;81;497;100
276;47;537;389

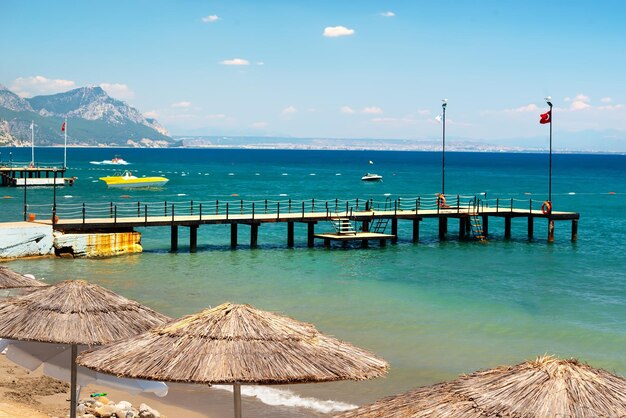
0;354;334;417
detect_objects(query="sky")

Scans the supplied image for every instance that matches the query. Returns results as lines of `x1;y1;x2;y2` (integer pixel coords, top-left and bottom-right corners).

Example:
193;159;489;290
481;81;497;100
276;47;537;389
2;0;626;150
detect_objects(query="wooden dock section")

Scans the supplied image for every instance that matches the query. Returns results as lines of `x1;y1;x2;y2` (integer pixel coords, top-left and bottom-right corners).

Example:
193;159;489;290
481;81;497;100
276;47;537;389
25;194;580;252
0;163;74;187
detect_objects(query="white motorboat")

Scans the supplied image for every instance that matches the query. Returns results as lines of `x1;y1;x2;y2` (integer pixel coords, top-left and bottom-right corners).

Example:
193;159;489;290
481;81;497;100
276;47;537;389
361;173;383;182
90;156;129;165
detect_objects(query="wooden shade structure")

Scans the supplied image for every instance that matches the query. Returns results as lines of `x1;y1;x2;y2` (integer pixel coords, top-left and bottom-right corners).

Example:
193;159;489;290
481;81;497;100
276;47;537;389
0;280;170;418
0;266;46;289
339;355;626;417
77;302;389;417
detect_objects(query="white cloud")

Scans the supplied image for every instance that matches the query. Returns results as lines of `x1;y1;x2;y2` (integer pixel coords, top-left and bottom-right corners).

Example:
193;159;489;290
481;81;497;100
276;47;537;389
282;106;297;115
573;94;590;102
202;15;219;23
571;100;591;110
220;58;250;66
504;103;540;113
172;101;192;108
417;109;431;116
256;61;265;66
100;83;134;100
340;106;355;114
600;97;612;103
11;75;76;97
380;11;395;17
144;111;159;119
598;104;624;111
362;106;383;114
205;114;226;119
252;122;268;129
323;26;355;37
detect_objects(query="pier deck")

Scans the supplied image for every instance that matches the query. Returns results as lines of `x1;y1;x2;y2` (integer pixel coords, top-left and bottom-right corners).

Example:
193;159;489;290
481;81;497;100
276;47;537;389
23;194;580;251
1;164;73;187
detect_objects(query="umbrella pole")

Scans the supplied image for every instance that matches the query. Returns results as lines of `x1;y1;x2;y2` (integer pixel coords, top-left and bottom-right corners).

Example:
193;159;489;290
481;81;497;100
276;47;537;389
233;383;242;418
70;344;77;418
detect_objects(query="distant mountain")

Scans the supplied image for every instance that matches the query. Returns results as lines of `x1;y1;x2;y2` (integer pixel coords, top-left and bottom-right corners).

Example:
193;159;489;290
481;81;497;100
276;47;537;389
0;85;175;147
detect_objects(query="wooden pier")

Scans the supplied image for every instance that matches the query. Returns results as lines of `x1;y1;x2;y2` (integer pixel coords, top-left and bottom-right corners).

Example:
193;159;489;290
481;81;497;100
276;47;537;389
27;195;580;252
0;163;74;187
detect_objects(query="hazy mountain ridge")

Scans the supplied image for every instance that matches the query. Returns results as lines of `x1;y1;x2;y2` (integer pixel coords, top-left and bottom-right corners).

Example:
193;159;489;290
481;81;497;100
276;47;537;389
0;85;174;147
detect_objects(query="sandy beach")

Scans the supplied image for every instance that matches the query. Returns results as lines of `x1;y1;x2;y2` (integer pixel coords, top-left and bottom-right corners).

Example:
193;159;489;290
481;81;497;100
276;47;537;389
0;354;324;417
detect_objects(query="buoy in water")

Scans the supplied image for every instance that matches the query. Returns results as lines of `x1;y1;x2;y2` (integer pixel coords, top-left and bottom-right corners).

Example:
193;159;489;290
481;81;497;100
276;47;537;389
609;191;616;195
120;195;131;199
231;193;239;197
3;196;13;199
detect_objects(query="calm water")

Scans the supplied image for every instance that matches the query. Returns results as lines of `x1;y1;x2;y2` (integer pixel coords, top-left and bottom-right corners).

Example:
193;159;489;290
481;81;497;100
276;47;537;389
2;147;625;413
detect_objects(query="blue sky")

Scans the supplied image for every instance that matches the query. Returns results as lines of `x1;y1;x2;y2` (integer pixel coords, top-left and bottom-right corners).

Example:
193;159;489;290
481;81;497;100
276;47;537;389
2;0;626;150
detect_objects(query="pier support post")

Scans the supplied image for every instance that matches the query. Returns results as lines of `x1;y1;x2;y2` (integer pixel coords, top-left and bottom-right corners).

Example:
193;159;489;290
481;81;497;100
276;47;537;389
571;219;578;242
528;216;534;240
361;239;369;248
170;225;178;252
438;217;448;240
459;218;466;240
231;223;238;248
548;219;555;243
189;225;198;253
307;222;315;248
362;220;369;233
287;222;294;247
391;218;398;243
412;219;420;243
482;215;489;236
250;223;258;248
504;217;511;239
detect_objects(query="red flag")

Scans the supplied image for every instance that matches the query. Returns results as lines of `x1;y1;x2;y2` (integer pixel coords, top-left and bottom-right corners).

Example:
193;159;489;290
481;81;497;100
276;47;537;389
61;122;66;132
539;111;551;124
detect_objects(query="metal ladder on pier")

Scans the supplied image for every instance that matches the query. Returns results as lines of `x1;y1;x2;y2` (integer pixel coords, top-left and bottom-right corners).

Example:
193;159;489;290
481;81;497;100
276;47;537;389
369;197;391;233
330;217;357;235
371;218;389;233
468;199;486;241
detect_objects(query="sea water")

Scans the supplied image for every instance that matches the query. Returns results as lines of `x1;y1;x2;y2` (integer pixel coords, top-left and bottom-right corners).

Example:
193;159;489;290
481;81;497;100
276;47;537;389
1;147;625;414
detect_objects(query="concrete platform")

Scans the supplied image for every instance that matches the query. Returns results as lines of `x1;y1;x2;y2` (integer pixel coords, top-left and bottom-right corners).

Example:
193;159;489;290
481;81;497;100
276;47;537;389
314;232;395;248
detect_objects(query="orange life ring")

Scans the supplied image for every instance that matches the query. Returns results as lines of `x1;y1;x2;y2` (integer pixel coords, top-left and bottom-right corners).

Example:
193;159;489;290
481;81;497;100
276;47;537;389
437;195;447;208
541;201;552;215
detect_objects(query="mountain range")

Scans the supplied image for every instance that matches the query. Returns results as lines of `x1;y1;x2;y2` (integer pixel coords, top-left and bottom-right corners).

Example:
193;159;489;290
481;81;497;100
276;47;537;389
0;84;175;147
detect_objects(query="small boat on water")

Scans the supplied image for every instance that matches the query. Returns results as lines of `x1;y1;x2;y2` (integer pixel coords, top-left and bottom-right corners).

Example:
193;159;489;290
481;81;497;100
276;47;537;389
90;155;129;165
361;173;383;182
99;171;168;188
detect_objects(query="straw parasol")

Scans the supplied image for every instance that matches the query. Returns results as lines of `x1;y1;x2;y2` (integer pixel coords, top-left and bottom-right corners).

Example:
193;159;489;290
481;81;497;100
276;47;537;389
77;302;389;417
338;355;626;417
0;280;170;418
0;265;47;289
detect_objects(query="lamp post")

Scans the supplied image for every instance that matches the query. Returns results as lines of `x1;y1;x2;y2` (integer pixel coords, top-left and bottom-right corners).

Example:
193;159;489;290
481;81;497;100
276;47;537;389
545;96;553;204
441;99;447;196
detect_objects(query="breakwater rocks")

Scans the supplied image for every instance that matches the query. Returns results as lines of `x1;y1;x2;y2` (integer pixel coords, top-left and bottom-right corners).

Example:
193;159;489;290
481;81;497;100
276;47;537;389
77;396;165;418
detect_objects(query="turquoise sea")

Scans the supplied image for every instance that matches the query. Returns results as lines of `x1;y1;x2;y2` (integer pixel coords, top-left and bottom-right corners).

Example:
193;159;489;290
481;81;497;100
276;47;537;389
1;147;625;414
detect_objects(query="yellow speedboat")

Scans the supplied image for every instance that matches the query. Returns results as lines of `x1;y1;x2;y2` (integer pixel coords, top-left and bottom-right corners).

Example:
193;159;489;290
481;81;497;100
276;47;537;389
99;170;169;188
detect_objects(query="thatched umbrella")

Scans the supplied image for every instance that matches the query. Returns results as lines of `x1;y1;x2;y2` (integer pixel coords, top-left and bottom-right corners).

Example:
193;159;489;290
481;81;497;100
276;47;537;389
0;265;47;292
0;280;170;418
77;302;389;418
339;355;626;417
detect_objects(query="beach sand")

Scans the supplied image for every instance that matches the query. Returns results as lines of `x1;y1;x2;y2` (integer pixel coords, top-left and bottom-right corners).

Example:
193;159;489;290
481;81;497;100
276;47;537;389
0;354;323;417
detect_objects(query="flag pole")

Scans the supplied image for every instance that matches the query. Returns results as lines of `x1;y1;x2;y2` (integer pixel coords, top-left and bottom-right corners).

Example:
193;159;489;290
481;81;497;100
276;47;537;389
545;97;553;203
64;118;67;169
441;99;447;196
30;121;34;165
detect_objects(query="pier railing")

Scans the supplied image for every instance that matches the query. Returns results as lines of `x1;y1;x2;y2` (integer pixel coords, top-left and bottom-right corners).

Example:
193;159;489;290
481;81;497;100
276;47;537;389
0;161;65;169
25;194;555;225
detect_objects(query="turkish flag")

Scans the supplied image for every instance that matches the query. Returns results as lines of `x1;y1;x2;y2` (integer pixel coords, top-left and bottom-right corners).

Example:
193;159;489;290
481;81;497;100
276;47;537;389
539;111;551;124
61;122;66;132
